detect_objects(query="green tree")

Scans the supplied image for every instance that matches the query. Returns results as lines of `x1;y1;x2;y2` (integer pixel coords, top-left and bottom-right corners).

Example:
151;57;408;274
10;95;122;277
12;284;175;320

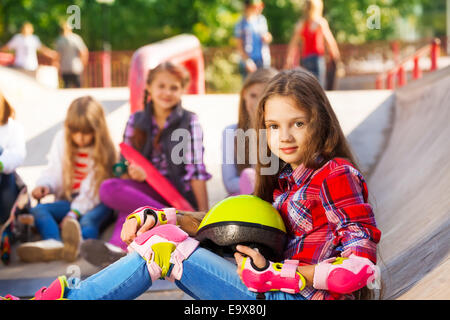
0;0;76;46
0;0;445;50
324;0;445;44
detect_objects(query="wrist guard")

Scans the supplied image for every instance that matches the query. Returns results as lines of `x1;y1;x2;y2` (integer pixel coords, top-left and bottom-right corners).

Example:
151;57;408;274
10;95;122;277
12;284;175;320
126;206;177;228
241;258;306;294
128;224;199;282
313;254;379;294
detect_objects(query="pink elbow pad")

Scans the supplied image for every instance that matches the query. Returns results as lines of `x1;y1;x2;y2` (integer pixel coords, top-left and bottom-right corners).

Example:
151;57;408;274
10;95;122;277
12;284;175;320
313;254;379;294
126;206;177;228
241;258;306;294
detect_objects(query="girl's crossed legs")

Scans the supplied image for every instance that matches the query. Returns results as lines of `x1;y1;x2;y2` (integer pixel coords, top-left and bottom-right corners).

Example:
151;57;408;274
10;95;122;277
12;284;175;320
65;247;306;300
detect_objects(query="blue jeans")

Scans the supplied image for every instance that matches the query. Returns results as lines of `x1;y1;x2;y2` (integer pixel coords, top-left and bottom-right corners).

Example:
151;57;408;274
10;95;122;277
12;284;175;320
301;55;326;88
32;201;112;240
65;247;307;300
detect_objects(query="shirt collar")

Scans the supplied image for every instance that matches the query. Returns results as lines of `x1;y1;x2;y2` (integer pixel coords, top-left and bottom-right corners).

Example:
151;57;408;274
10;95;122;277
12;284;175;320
278;162;315;188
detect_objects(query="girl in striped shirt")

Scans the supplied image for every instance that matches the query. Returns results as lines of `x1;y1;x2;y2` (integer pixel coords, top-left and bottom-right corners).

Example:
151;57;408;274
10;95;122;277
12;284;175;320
17;96;117;263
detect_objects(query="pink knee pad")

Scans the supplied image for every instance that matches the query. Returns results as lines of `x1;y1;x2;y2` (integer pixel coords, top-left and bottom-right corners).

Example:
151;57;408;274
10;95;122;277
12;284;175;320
241;258;306;294
128;224;199;282
313;254;379;294
126;206;177;228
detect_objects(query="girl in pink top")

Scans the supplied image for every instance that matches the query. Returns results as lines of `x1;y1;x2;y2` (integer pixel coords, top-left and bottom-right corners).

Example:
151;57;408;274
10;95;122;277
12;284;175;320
285;0;341;87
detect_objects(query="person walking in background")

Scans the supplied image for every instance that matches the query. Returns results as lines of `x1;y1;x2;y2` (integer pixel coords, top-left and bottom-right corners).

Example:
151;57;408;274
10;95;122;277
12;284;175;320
0;22;58;77
55;21;89;88
17;96;116;263
221;67;278;196
234;0;273;79
285;0;341;88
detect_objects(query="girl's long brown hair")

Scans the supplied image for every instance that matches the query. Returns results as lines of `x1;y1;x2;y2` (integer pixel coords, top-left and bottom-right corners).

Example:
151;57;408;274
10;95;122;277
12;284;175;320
235;68;278;173
63;96;117;200
0;91;15;125
254;68;358;202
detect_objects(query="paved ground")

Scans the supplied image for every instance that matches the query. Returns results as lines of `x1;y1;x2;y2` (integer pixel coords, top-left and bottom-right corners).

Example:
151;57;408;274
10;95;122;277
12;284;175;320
0;64;448;299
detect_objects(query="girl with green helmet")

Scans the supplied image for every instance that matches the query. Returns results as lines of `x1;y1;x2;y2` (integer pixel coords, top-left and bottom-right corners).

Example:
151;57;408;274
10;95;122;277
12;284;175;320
3;69;381;301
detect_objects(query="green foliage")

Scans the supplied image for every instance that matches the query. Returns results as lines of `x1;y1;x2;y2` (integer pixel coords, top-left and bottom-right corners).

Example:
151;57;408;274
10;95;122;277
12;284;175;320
205;50;242;93
263;0;303;44
0;0;76;45
0;0;445;50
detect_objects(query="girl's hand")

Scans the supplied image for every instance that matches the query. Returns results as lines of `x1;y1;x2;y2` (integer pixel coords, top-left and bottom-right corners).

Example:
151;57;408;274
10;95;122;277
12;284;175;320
31;186;50;200
120;215;156;245
245;59;258;73
262;32;273;44
177;214;203;237
128;163;147;182
234;245;267;281
121;218;138;245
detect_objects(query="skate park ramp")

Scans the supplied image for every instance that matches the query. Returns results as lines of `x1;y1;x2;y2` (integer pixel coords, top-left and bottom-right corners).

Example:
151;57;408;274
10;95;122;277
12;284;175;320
368;66;450;300
0;65;449;300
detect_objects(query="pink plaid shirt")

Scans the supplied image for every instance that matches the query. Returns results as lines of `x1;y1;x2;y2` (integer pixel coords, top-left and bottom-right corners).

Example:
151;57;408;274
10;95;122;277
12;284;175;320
273;158;381;300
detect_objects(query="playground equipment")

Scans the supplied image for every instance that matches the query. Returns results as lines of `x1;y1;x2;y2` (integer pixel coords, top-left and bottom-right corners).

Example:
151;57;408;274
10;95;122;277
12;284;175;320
370;66;450;299
376;38;441;89
128;34;205;114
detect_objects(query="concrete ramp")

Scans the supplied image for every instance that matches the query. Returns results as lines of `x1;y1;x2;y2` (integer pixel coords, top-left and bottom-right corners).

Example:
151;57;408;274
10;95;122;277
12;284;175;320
368;66;450;299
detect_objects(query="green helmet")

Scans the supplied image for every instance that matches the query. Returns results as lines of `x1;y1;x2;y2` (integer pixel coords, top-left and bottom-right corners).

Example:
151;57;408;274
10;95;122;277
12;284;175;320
196;195;287;261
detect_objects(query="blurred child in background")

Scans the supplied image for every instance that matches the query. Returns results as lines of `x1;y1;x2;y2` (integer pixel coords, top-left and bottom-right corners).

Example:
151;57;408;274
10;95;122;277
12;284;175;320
17;96;116;263
221;67;278;196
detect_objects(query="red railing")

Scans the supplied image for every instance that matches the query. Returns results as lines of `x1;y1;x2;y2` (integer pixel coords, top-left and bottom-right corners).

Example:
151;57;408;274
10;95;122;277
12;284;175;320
375;38;441;90
83;50;133;88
